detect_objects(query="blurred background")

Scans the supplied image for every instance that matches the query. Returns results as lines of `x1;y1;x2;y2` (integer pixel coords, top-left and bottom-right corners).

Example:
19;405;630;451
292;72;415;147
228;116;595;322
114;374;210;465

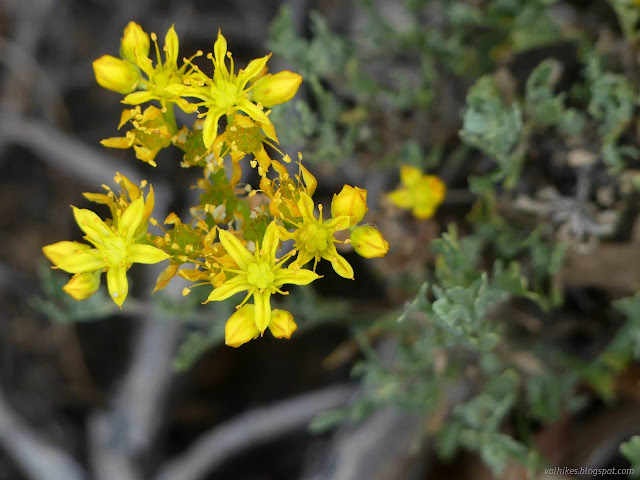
3;0;640;479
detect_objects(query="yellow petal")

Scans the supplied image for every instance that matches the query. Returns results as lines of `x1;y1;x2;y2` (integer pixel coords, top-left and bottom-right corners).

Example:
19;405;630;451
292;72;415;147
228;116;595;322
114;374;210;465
107;265;128;307
268;309;297;339
202;108;224;149
260;222;280;258
152;263;179;293
237;54;271;89
400;165;422;187
300;163;317;196
43;241;90;266
100;137;133;149
256;146;272;173
325;215;350;233
237;97;270;125
254;291;271;333
118;197;145;241
63;271;101;300
323;244;354;279
387;189;412;209
275;267;320;286
55;249;105;274
213;29;229;78
297;192;315;221
143;184;155;224
72;207;115;245
204;276;248;303
123;91;155;105
127;244;170;264
413;205;436;219
164;25;179;68
230;161;242;186
83;192;114;206
225;304;260;347
260;120;279;144
218;229;253;270
115;173;141;200
291;249;314;269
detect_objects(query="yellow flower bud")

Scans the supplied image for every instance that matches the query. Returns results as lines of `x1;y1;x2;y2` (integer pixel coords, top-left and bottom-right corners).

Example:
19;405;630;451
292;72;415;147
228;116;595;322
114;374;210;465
251;71;302;107
63;272;101;300
350;226;389;258
225;304;260;348
120;22;150;64
268;309;297;339
92;55;140;94
331;185;368;227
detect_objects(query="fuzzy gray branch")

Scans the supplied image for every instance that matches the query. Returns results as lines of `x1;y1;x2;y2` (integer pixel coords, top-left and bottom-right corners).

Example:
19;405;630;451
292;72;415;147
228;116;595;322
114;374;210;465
154;384;356;480
0;388;87;480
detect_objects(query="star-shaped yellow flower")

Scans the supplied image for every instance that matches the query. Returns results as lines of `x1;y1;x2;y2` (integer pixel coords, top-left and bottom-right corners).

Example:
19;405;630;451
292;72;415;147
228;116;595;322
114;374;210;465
166;30;278;148
43;197;170;307
282;192;353;279
387;165;446;219
119;24;199;114
205;221;319;333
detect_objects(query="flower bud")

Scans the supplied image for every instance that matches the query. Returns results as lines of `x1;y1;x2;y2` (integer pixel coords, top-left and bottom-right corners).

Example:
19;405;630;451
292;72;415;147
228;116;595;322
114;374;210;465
331;185;368;227
251;71;302;107
93;55;140;94
120;22;150;64
269;309;297;339
63;272;101;300
225;304;260;348
350;226;389;258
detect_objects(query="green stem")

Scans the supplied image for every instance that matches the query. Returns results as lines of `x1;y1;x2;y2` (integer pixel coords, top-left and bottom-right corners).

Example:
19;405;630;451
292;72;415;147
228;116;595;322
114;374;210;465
164;102;178;134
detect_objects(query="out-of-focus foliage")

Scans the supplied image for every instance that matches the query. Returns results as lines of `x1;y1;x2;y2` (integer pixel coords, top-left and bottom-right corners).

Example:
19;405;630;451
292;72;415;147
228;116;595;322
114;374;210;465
621;435;640;477
266;0;640;475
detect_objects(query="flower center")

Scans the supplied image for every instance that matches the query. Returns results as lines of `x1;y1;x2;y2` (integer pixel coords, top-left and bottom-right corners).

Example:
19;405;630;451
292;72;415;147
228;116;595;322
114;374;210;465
102;235;128;267
298;222;330;253
246;261;275;290
215;81;239;110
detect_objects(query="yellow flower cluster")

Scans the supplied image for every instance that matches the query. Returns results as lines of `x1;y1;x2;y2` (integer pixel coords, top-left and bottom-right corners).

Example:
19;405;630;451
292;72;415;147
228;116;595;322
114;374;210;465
45;23;390;348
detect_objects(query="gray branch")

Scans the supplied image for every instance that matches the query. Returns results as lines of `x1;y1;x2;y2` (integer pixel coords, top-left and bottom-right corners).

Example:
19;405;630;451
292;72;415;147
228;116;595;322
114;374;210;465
154;384;356;480
0;388;87;480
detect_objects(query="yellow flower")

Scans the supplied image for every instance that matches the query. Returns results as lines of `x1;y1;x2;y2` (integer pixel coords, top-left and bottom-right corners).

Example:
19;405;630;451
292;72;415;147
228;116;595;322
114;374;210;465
205;221;319;333
43;197;170;307
166;30;277;148
120;24;199;114
387;166;446;219
282;192;354;279
260;160;317;219
92;55;140;94
350;225;389;258
100;106;173;167
251;71;302;108
331;185;368;227
211;114;277;174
